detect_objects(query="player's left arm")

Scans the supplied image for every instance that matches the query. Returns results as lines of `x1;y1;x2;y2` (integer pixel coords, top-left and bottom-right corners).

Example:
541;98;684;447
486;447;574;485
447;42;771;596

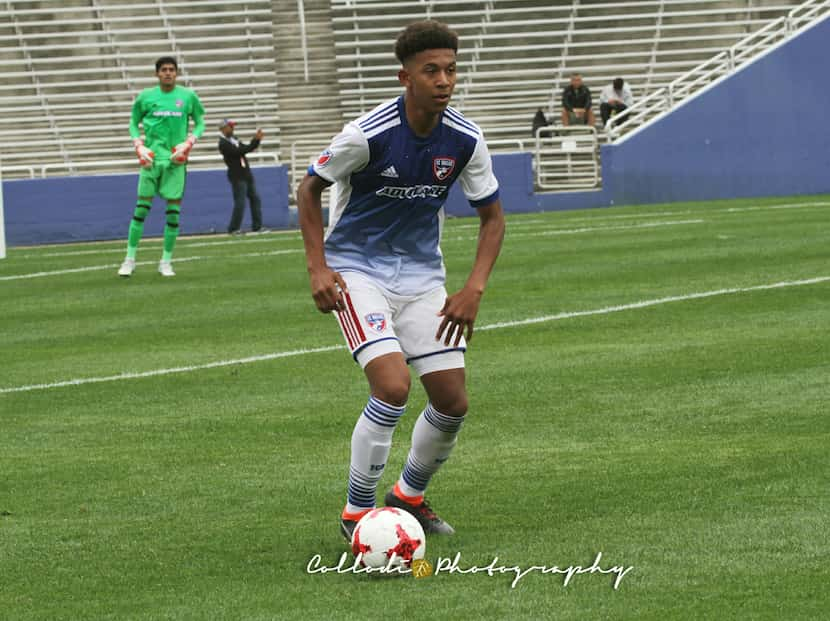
189;92;205;140
437;132;505;346
437;199;505;346
172;92;205;163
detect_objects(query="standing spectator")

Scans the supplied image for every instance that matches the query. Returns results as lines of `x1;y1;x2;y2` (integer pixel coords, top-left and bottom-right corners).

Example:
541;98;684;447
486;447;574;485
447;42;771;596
218;119;266;234
600;78;634;127
561;73;595;127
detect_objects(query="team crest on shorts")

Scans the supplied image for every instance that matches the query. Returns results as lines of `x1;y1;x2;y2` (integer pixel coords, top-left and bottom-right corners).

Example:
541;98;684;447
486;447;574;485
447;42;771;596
365;312;387;333
316;149;333;167
433;156;456;181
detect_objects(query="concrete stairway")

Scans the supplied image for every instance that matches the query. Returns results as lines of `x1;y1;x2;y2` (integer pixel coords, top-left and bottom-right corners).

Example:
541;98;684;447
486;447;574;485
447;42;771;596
272;0;343;187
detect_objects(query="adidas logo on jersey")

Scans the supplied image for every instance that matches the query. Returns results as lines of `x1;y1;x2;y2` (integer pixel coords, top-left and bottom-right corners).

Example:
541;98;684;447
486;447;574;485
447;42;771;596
380;165;399;178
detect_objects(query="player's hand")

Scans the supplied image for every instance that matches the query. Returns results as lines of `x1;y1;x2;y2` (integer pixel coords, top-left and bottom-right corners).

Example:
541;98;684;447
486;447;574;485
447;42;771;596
255;129;265;140
134;139;154;168
308;266;348;314
436;285;483;346
171;136;196;164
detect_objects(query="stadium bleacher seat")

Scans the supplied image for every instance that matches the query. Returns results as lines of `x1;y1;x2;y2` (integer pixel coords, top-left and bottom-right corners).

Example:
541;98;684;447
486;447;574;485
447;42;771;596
0;0;819;194
0;0;279;178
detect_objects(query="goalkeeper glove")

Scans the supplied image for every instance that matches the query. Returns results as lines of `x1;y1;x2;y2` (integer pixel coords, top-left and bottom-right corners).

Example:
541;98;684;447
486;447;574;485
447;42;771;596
171;136;197;164
134;139;154;168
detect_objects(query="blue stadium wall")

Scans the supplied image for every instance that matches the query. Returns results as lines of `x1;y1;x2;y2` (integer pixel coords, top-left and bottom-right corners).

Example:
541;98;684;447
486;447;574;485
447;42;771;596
4;14;828;246
4;167;290;246
600;12;830;206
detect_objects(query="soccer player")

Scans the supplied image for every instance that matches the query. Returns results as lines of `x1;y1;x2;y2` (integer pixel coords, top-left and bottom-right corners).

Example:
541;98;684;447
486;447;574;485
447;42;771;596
297;20;505;540
118;56;205;277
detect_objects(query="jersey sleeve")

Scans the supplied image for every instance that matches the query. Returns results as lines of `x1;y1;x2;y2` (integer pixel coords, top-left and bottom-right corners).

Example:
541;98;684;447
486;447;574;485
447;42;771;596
458;135;500;208
129;92;144;140
308;123;369;184
189;91;205;139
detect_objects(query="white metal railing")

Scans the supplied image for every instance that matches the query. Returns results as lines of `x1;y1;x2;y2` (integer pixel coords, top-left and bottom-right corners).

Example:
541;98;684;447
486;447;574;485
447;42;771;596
5;0;70;170
546;0;579;117
289;138;338;206
607;0;830;141
534;125;599;191
488;138;529;152
331;0;804;152
297;0;310;82
1;152;280;180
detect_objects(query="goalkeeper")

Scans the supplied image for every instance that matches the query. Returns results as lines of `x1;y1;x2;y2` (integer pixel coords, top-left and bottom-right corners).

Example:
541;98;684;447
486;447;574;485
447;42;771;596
118;56;205;277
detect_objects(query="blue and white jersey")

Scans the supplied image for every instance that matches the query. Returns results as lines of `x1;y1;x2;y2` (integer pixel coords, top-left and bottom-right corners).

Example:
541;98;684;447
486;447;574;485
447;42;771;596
309;96;500;297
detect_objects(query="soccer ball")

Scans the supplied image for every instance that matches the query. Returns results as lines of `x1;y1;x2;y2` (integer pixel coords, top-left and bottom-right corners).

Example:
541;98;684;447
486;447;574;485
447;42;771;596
351;507;426;570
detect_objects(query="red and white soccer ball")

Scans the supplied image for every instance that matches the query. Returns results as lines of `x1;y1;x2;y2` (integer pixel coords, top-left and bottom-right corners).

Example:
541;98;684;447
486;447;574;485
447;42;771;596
351;507;426;570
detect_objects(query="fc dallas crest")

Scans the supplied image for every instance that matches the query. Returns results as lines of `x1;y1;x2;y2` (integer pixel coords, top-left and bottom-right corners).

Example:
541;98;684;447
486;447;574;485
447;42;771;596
365;312;387;333
433;156;456;181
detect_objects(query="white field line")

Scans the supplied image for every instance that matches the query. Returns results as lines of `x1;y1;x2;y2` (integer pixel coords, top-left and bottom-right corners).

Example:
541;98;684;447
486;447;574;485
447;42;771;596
446;219;704;242
510;219;704;238
0;346;343;394
1;221;701;281
2;275;827;395
725;202;830;212
20;234;303;259
22;216;695;259
438;200;828;231
0;249;302;281
478;276;830;330
450;218;548;230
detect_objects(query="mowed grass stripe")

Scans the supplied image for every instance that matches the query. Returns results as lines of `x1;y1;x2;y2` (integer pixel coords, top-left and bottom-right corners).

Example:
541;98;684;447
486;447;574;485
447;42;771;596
2;274;826;395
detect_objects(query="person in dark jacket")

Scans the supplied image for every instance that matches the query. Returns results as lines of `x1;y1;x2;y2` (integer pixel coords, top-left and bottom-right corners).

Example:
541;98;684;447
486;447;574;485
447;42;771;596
560;73;595;127
218;119;265;234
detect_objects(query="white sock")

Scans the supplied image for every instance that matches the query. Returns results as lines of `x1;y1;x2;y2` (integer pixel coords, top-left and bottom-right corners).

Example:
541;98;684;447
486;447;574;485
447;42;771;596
396;403;465;499
344;396;406;515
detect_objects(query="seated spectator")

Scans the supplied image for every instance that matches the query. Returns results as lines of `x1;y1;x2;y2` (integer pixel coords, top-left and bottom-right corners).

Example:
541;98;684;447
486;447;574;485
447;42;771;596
561;73;595;127
600;78;633;127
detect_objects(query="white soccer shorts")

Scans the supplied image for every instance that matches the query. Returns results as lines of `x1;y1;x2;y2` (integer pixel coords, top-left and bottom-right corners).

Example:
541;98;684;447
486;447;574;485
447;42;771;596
333;271;466;376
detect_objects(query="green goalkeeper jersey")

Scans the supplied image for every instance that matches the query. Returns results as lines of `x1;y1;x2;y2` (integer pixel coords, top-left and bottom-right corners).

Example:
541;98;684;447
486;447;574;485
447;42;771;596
130;85;205;162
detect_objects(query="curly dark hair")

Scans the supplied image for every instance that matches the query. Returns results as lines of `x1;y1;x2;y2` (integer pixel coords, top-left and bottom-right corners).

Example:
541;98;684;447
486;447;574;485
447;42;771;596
394;20;458;64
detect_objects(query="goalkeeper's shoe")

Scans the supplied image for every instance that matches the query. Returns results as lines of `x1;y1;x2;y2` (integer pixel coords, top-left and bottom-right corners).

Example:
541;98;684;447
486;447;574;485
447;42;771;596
158;260;175;277
385;486;455;535
171;136;196;164
133;139;154;168
117;258;136;277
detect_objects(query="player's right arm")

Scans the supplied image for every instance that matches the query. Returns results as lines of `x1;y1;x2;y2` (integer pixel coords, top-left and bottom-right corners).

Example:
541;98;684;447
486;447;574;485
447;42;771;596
297;125;369;314
297;174;347;313
129;92;144;140
129;92;154;167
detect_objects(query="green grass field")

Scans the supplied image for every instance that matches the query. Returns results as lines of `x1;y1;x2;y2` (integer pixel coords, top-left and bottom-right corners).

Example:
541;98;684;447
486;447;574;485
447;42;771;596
1;195;828;620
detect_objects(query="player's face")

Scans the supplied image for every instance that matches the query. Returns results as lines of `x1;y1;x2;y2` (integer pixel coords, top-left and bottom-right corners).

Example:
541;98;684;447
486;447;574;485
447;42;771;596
399;48;457;114
156;64;177;89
